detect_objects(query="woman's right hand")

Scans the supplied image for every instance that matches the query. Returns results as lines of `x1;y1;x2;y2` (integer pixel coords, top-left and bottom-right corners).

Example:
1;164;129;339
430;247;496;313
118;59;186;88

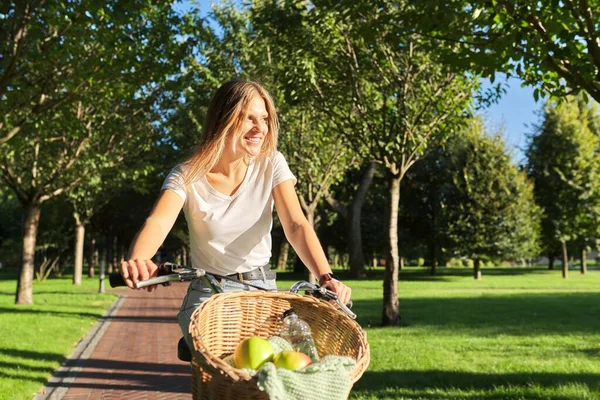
120;259;159;292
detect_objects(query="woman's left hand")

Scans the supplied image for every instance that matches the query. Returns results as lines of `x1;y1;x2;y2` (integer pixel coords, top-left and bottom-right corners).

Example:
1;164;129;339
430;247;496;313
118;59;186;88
322;279;352;306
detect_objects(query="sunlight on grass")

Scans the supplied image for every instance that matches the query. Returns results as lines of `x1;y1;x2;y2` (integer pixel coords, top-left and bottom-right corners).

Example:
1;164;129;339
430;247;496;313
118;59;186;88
279;266;600;399
342;267;600;400
0;272;117;400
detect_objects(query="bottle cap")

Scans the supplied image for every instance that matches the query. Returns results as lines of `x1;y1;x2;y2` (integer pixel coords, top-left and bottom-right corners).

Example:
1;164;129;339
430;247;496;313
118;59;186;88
283;308;296;318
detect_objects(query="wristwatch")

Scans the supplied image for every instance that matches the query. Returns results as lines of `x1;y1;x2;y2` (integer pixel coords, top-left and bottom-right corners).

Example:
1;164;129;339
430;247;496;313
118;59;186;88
319;273;340;287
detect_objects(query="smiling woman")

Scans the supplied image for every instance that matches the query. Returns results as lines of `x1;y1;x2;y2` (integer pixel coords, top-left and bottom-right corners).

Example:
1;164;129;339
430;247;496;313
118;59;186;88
118;79;352;354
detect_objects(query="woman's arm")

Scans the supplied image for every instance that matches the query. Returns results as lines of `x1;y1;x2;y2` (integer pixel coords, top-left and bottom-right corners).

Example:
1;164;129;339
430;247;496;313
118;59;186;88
273;180;351;304
120;189;184;291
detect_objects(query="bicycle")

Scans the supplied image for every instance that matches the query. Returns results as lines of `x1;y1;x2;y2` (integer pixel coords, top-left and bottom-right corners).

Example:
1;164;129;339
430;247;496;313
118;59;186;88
109;263;369;399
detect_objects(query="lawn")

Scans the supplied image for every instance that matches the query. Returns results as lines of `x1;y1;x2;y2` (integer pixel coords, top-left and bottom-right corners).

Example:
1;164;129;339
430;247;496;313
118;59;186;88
1;265;599;400
326;266;600;400
0;269;118;400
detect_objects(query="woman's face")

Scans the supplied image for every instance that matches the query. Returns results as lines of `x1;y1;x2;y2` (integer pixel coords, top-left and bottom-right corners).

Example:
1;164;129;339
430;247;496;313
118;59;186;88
234;95;269;158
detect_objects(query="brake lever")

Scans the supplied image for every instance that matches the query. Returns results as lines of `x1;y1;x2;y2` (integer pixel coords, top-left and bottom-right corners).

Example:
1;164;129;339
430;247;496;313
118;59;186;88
317;287;356;319
289;281;356;319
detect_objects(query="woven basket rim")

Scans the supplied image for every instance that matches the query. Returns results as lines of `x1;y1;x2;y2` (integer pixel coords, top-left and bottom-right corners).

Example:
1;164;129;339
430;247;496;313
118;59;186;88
189;291;370;383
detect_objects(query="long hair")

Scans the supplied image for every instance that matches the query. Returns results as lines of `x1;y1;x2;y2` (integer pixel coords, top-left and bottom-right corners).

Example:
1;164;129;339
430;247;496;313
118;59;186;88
183;79;279;184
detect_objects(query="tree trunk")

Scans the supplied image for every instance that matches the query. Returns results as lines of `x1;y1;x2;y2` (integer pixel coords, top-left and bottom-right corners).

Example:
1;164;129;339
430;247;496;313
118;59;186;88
429;233;437;276
276;240;290;271
99;246;106;294
473;258;482;280
107;235;114;274
548;254;554;270
88;232;97;278
382;174;401;326
73;212;85;285
348;162;376;279
580;248;587;275
561;240;569;279
16;202;42;304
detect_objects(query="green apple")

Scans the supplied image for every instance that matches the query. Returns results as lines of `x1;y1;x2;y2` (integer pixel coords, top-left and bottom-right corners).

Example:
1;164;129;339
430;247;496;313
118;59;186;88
233;336;274;370
273;350;312;370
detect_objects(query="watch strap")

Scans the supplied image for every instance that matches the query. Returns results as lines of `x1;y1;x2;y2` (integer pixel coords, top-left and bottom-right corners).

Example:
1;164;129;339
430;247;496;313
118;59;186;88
319;273;339;287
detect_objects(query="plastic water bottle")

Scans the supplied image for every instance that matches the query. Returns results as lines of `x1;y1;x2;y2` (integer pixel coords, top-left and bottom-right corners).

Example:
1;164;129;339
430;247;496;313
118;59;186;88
279;309;320;361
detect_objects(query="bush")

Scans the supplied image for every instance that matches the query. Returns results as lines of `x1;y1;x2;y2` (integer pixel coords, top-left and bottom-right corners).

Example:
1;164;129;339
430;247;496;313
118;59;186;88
417;257;425;267
464;259;474;268
445;258;464;267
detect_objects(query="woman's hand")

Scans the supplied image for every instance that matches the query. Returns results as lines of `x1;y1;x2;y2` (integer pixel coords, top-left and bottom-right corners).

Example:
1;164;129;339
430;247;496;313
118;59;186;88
120;259;159;292
322;279;352;306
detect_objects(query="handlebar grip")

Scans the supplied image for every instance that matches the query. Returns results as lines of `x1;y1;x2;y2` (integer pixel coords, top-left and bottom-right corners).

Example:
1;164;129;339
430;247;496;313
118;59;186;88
135;275;176;288
109;273;127;288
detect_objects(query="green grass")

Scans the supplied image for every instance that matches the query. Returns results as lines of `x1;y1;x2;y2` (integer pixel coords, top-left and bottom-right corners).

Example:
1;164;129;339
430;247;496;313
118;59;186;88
280;266;600;400
2;266;599;399
0;269;117;400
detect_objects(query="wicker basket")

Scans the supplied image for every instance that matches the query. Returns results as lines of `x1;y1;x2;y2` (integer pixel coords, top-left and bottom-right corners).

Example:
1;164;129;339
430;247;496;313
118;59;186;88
188;291;370;400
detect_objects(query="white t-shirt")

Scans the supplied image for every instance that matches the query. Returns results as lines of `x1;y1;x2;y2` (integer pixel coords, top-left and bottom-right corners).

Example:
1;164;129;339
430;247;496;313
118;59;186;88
161;151;296;275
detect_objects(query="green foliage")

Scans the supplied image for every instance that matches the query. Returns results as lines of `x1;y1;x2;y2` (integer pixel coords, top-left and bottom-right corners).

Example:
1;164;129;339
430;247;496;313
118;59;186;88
441;118;542;262
0;0;189;302
405;0;600;102
526;95;600;255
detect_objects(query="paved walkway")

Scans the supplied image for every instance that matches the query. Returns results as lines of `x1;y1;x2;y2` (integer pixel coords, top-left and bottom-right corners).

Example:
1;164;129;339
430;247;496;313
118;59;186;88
37;282;193;400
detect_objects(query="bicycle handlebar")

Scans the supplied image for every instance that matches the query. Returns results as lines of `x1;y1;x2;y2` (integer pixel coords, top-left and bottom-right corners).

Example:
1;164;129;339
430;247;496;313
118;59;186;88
109;263;356;318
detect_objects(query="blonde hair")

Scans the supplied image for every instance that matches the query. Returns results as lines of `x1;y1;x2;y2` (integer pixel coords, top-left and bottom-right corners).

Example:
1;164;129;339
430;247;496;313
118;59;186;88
183;79;279;184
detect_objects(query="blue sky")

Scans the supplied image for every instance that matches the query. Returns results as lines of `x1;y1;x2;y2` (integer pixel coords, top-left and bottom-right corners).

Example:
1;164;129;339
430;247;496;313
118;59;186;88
479;76;543;164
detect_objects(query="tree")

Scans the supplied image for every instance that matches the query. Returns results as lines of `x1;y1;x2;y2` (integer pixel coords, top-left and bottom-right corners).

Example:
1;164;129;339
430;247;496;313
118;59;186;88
441;119;541;278
0;1;186;304
406;0;600;102
526;96;600;278
66;110;158;285
250;0;477;325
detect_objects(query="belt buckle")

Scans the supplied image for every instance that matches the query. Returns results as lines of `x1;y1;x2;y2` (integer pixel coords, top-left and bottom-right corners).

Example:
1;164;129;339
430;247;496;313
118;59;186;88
237;272;244;281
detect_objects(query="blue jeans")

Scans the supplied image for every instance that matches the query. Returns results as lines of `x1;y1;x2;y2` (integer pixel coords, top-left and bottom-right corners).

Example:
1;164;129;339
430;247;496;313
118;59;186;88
177;276;277;349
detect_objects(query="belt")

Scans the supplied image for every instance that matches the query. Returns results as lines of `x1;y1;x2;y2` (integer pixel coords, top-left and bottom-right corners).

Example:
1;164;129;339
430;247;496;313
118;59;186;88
225;265;276;281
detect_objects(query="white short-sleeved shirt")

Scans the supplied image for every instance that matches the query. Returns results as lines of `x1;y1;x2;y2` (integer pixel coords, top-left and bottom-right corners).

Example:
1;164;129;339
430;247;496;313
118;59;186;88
161;151;296;275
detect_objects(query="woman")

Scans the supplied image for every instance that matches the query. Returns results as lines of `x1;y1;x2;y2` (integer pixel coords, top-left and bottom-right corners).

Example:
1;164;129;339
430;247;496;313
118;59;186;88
120;79;351;346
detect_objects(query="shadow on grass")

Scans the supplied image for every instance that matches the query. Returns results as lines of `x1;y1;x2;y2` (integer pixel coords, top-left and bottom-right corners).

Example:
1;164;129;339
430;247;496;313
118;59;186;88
351;370;600;400
0;354;191;393
0;348;66;363
0;306;103;319
0;305;178;322
361;266;569;281
279;266;577;284
351;292;600;335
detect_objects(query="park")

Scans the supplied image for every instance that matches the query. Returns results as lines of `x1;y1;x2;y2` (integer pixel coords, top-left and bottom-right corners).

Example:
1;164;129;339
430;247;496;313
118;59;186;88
1;1;600;399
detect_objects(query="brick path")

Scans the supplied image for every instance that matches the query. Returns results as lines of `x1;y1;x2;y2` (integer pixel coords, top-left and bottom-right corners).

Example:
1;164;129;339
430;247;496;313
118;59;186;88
46;282;193;400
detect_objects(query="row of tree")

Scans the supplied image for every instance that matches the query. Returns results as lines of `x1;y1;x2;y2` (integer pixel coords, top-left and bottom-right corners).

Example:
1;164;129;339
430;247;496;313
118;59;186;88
2;0;600;326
